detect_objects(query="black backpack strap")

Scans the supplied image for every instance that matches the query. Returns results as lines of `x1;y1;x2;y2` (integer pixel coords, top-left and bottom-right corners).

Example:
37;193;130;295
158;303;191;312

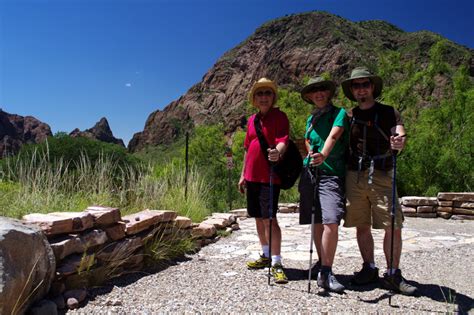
254;115;270;160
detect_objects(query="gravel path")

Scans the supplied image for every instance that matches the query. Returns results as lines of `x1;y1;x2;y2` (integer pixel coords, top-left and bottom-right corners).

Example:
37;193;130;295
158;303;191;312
68;215;474;314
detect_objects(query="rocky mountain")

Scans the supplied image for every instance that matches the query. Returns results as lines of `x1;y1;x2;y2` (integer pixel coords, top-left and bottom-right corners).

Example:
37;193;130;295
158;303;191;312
128;11;473;152
70;117;125;147
0;109;52;157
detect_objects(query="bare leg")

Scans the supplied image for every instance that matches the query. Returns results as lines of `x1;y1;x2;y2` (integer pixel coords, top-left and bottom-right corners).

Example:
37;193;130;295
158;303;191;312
314;224;323;262
263;218;281;256
255;218;268;246
356;225;375;263
321;223;339;267
383;227;402;269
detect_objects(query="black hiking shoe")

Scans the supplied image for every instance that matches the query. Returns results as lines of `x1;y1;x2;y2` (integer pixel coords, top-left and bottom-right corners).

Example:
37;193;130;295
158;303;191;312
310;261;321;279
317;271;345;293
381;269;418;296
351;262;379;285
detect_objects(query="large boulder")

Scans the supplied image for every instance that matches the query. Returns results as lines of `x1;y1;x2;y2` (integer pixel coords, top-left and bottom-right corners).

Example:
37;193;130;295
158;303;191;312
0;217;56;315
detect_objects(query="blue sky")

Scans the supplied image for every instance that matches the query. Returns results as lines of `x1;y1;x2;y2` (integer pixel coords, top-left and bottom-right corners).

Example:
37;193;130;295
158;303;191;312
1;0;473;146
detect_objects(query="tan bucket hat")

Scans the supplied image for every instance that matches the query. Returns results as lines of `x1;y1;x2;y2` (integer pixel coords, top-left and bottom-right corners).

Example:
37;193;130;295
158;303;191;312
300;76;336;104
341;67;383;101
248;78;278;107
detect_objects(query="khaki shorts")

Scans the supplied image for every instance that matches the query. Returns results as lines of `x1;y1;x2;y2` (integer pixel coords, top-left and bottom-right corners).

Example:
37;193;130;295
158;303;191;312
344;169;403;229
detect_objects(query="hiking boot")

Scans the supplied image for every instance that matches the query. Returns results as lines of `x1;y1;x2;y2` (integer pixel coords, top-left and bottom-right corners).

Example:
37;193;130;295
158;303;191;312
317;271;345;293
271;263;288;284
246;254;270;269
351;263;379;285
381;269;418;296
310;260;321;279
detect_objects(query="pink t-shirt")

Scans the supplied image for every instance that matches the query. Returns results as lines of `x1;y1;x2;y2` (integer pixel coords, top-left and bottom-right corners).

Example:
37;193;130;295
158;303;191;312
244;107;289;184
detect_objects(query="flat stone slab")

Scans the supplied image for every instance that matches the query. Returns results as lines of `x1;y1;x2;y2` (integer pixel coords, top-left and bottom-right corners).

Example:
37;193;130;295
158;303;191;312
85;206;121;226
192;223;216;238
23;212;94;236
211;213;236;224
401;196;438;206
174;216;192;229
123;210;177;235
437;192;474;202
50;229;108;260
230;209;248;218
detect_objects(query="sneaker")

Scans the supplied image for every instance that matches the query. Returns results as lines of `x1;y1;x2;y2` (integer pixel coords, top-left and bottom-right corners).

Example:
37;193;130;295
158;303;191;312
381;269;418;296
351;262;379;285
271;263;288;284
317;271;345;293
310;261;321;279
246;254;270;269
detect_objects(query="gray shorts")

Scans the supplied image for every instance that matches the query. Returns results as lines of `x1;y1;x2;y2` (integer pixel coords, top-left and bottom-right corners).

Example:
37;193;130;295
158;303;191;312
298;167;346;225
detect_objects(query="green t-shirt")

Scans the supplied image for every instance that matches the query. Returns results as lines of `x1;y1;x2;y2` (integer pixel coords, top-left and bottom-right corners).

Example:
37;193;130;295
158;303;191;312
303;106;349;177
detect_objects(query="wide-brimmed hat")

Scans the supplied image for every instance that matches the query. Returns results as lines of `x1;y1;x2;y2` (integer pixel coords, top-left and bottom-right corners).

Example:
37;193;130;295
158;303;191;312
300;76;336;104
341;67;383;101
248;77;278;107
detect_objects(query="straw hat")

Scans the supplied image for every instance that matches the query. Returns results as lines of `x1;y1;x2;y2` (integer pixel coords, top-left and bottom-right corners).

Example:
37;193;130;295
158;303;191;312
300;76;336;104
248;78;278;107
341;67;383;101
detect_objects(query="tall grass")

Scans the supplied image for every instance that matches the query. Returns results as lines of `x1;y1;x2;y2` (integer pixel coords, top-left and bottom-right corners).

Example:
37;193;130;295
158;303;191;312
0;149;211;222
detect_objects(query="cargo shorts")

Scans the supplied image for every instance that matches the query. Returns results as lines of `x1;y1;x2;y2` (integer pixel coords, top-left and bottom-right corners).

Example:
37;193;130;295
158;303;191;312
344;169;403;229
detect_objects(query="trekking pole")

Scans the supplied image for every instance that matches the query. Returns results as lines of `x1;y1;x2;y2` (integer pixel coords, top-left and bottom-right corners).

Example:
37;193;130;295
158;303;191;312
307;146;319;293
268;163;274;285
389;144;399;305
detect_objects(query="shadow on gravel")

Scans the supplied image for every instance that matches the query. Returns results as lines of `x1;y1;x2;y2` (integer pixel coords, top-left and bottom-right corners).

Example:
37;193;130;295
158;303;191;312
63;255;194;312
413;281;473;315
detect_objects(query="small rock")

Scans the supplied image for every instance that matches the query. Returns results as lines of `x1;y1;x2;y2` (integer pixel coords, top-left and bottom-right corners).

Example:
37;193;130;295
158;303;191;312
64;288;87;302
66;297;79;310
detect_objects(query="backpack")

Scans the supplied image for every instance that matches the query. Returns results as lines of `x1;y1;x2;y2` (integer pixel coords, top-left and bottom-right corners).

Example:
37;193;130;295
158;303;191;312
254;116;303;190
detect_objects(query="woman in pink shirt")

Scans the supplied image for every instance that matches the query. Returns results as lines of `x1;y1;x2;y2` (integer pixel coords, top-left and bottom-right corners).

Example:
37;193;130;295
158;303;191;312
238;78;289;284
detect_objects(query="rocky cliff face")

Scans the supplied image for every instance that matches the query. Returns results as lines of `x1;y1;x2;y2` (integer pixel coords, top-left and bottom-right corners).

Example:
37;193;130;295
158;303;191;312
0;109;52;157
128;11;473;152
70;117;125;147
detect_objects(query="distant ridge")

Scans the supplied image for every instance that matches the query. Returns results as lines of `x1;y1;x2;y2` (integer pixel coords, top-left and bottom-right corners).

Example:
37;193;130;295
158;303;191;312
128;11;473;152
70;117;125;147
0;109;52;157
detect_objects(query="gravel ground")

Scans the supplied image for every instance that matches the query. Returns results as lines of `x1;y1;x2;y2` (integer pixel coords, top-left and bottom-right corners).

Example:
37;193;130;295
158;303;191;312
67;217;474;314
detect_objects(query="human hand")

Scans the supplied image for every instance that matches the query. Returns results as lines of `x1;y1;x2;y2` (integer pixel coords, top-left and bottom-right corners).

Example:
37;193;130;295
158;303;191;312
238;177;246;194
267;148;280;163
309;151;326;166
390;134;406;151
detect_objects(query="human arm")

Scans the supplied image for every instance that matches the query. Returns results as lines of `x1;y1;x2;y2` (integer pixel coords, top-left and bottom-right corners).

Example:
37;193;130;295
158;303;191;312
238;151;247;194
267;111;289;163
390;109;406;151
310;126;345;166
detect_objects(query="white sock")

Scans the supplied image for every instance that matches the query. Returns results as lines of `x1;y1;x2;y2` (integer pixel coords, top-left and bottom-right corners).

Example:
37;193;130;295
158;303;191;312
262;245;270;258
271;255;282;266
369;263;376;269
386;268;397;275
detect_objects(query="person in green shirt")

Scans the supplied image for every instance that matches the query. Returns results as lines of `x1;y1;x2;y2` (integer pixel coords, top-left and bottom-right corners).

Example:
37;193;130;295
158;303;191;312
298;76;349;293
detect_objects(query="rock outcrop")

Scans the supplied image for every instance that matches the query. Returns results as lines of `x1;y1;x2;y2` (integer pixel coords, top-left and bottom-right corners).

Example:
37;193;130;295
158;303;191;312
0;217;56;315
128;11;473;152
70;117;124;147
0;109;52;157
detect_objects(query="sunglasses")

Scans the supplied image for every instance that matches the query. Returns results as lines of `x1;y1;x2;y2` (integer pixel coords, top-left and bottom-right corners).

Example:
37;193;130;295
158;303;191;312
255;90;274;97
308;85;329;93
351;81;371;90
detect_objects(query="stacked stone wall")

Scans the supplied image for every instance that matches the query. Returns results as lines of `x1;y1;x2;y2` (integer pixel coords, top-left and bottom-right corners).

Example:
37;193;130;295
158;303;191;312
21;206;240;312
401;192;474;220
